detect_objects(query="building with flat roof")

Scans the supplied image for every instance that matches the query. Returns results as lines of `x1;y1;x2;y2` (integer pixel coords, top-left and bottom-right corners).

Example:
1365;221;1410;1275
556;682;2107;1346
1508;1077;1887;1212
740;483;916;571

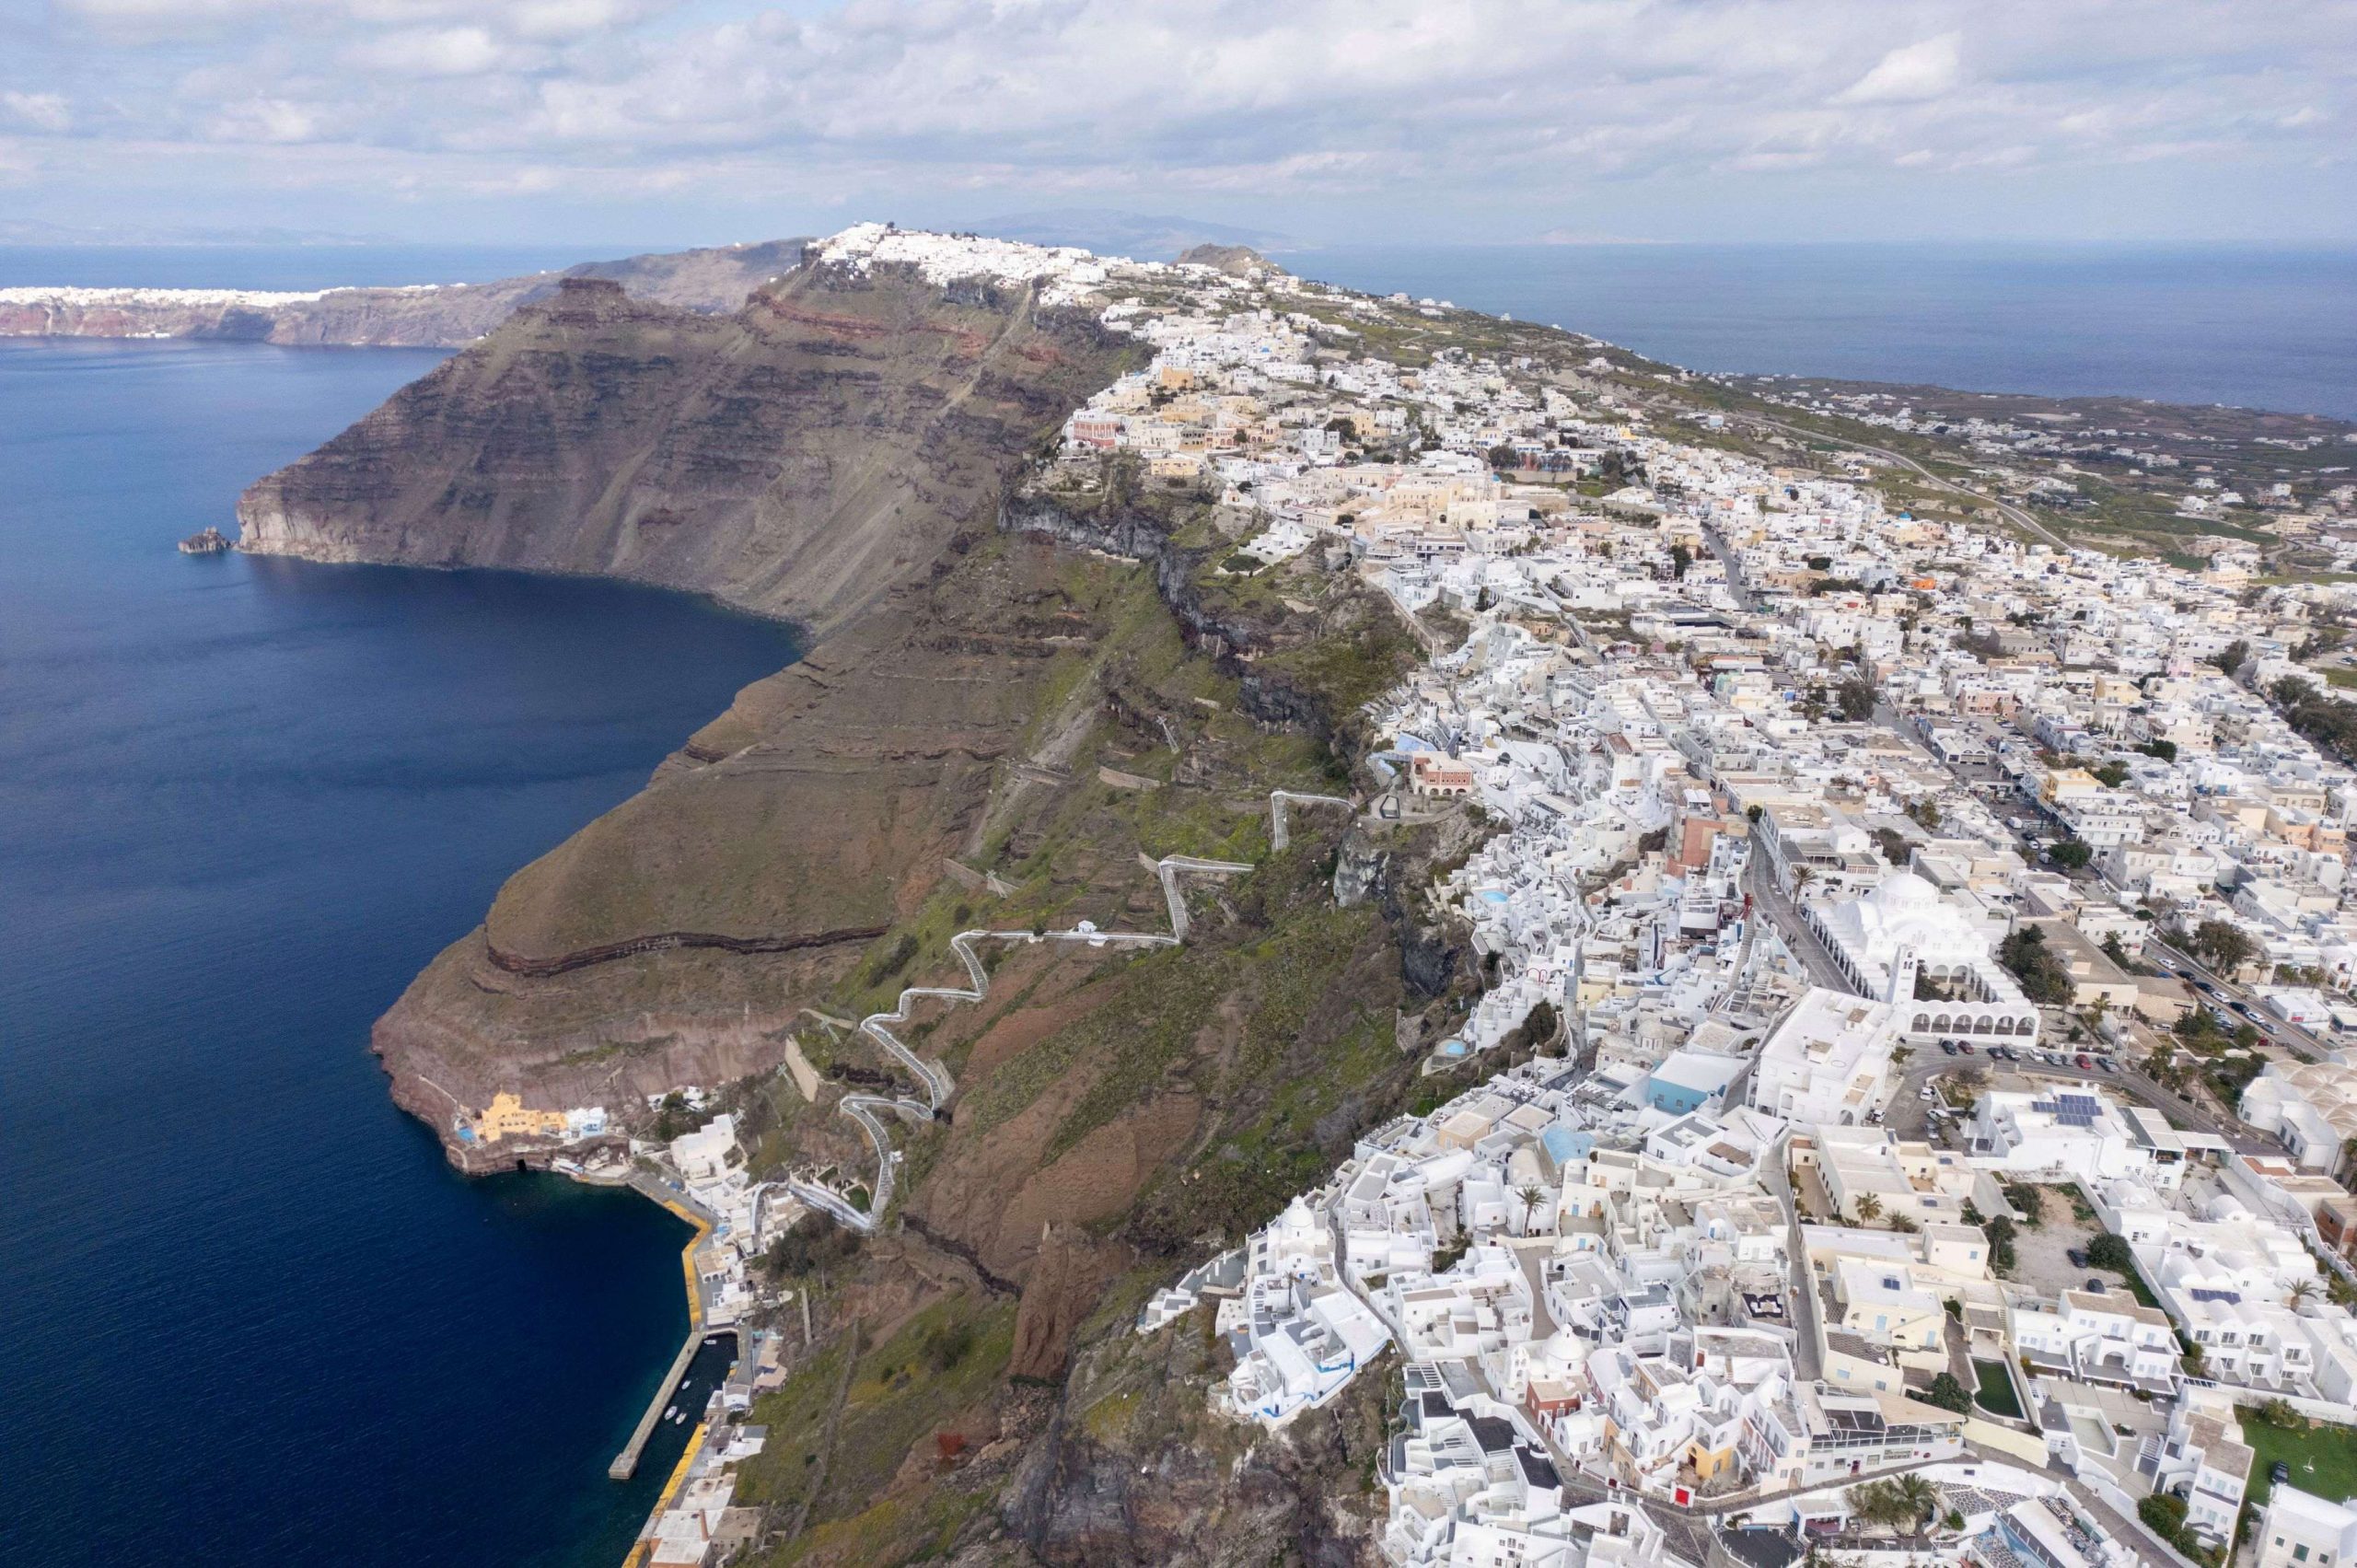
1965;1087;2189;1191
2254;1484;2357;1568
1747;987;1899;1128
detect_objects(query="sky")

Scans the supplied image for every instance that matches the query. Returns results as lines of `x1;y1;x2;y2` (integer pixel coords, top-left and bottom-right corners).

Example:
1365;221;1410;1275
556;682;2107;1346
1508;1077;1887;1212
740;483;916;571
0;0;2351;250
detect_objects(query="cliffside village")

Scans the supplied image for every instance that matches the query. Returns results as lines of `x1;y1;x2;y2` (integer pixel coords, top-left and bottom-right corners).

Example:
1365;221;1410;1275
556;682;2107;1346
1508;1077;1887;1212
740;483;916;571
452;228;2357;1568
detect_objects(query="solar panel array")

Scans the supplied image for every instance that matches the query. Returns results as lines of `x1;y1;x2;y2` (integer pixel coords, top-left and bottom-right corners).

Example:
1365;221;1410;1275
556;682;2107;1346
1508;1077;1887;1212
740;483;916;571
2056;1093;2100;1128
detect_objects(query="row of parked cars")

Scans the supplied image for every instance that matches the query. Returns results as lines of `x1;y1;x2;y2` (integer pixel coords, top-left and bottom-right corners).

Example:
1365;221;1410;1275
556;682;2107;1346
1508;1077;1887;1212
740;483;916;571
1934;1039;2116;1073
2174;966;2293;1042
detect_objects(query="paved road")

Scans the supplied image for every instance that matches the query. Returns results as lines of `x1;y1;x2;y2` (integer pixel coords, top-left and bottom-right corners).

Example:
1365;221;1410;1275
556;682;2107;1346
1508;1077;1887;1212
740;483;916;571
1700;522;1759;612
1742;853;1855;993
2151;936;2330;1058
1761;1132;1824;1382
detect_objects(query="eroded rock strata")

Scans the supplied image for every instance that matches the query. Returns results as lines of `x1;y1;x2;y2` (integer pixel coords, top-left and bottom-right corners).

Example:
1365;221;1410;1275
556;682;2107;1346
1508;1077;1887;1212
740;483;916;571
244;246;1448;1566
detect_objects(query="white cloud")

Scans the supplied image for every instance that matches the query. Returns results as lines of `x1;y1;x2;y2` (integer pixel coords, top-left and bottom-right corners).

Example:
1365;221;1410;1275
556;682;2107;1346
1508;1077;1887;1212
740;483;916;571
3;92;73;132
344;26;506;75
206;97;331;144
1835;31;1965;105
10;2;2357;239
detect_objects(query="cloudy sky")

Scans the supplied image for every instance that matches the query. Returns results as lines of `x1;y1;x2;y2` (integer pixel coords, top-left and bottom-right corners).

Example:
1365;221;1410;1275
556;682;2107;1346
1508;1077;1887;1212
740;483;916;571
0;0;2350;249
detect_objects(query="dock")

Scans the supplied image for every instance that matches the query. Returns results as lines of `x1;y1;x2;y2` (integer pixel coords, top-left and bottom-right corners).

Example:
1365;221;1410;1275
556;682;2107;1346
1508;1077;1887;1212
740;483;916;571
610;1329;716;1480
610;1179;728;1481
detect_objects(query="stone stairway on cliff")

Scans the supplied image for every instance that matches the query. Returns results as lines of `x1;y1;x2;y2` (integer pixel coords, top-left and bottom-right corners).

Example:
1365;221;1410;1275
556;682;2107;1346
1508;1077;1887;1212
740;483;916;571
784;789;1359;1234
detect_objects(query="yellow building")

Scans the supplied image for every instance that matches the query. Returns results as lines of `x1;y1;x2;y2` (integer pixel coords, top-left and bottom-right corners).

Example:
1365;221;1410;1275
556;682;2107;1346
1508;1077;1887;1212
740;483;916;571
472;1092;567;1143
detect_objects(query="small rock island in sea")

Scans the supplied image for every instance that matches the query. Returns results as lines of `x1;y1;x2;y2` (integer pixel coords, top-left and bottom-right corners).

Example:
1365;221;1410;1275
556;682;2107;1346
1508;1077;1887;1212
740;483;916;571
178;526;231;554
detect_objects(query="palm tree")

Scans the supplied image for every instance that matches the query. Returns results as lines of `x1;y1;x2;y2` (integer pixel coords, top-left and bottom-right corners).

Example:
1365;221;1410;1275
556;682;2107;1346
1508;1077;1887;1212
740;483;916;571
1855;1192;1885;1224
2289;1277;2320;1311
1892;1474;1938;1533
1517;1183;1545;1234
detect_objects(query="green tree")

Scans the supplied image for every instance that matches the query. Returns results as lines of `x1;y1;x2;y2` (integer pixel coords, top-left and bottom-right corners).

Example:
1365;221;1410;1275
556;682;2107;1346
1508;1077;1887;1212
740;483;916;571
2093;761;2131;787
1518;1183;1546;1232
2138;738;2178;761
1854;1192;1884;1223
1998;924;2073;1005
1922;1373;1972;1413
2212;639;2249;676
2192;918;2257;974
2047;838;2094;870
1670;542;1693;580
2086;1232;2135;1272
1983;1213;2018;1273
1892;1472;1939;1528
2140;1493;2189;1539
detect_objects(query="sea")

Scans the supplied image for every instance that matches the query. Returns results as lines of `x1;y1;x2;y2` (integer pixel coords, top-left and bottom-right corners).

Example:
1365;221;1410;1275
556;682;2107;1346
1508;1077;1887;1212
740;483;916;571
0;334;799;1566
0;238;2346;1566
1295;243;2357;423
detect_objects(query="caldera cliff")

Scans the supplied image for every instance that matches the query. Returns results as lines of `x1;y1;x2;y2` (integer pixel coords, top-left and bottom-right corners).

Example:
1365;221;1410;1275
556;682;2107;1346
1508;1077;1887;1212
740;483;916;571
239;241;1470;1566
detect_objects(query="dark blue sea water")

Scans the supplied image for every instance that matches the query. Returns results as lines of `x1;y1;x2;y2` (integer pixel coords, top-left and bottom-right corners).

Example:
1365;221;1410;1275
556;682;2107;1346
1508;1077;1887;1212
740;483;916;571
1300;244;2357;421
0;338;799;1566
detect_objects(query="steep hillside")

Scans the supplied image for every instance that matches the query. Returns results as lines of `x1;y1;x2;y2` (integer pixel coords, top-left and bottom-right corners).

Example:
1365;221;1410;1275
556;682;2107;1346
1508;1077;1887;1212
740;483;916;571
252;235;1473;1564
237;263;1122;630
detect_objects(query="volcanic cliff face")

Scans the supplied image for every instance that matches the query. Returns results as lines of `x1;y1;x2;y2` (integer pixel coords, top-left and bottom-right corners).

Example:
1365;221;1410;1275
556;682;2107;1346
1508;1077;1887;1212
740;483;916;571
257;239;1450;1564
0;239;804;347
238;261;1120;629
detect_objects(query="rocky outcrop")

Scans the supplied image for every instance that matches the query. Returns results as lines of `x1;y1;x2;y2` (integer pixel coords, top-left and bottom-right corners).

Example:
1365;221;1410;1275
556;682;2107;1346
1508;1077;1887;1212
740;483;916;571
0;239;803;347
240;264;1127;631
999;489;1378;747
1004;1317;1390;1567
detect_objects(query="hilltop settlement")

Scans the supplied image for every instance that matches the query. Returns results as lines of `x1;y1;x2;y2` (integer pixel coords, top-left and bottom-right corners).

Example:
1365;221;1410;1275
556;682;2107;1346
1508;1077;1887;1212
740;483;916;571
322;225;2357;1568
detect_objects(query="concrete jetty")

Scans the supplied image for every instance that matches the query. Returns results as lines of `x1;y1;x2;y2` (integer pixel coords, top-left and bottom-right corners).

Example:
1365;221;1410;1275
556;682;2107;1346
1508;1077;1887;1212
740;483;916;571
610;1329;723;1480
610;1181;728;1481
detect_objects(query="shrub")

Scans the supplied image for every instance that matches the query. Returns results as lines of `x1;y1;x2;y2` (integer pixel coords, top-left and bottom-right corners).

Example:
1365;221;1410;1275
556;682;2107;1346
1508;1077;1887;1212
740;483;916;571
921;1319;976;1373
2140;1493;2188;1538
2086;1232;2136;1273
761;1221;863;1280
1922;1372;1972;1413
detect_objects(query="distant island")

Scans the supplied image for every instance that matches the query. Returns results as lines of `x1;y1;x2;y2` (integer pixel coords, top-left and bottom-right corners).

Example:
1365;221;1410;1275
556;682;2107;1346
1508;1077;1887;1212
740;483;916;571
0;240;804;347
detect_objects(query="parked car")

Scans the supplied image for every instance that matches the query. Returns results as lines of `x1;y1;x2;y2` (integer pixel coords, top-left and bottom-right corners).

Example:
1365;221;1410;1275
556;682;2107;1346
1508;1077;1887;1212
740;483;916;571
2274;1460;2293;1486
1940;1041;1958;1056
1919;1086;1935;1101
2076;1053;2094;1070
2066;1248;2089;1268
2096;1057;2116;1074
1960;1042;1976;1054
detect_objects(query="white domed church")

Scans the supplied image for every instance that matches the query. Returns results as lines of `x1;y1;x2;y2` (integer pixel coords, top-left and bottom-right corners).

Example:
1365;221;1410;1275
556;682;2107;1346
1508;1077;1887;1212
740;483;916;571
1803;871;2040;1047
